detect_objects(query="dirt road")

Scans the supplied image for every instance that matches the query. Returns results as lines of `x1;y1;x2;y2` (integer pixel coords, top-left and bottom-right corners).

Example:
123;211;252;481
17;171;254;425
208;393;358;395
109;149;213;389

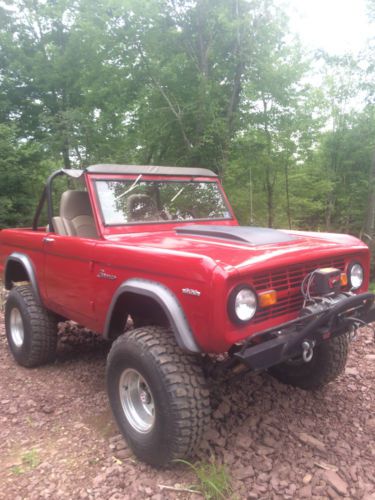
1;315;374;499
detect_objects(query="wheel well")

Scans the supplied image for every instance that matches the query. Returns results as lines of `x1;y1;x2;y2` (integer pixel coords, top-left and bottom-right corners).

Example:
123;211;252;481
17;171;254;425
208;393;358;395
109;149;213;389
5;260;30;289
107;292;169;340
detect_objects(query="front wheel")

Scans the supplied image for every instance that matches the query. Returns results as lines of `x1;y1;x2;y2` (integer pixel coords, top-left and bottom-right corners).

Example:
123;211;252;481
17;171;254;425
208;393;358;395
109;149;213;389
269;334;350;390
106;326;211;466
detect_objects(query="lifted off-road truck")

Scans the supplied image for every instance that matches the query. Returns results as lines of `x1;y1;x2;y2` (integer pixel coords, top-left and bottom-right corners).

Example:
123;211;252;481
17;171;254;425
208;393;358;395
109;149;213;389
1;164;375;466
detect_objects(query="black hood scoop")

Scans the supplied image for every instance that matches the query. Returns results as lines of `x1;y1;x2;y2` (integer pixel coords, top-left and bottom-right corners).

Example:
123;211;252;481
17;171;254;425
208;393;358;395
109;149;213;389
175;225;296;245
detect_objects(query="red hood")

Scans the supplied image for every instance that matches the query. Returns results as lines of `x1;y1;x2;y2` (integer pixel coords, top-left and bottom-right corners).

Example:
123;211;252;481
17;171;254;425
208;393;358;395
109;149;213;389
105;229;368;276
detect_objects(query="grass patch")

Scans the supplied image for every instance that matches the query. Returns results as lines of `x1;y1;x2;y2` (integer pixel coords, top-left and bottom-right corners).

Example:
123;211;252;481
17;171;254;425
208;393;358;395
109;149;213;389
10;465;23;475
176;459;233;500
22;449;40;468
10;449;40;475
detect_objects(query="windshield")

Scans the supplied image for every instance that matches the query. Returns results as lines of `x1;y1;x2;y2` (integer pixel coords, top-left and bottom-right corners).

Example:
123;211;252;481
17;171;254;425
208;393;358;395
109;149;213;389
95;178;232;225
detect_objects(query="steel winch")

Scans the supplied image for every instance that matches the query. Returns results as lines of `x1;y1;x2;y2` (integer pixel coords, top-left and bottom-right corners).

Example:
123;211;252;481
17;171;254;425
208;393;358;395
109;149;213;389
232;267;375;372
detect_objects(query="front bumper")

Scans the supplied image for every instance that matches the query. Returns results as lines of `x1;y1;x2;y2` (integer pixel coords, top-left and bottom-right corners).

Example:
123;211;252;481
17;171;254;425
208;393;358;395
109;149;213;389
235;292;375;371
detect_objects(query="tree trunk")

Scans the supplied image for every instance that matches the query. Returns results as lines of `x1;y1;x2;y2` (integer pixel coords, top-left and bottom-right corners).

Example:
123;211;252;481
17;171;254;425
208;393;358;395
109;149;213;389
284;161;291;229
362;149;375;278
62;139;71;169
363;148;375;238
262;97;274;227
266;175;274;228
325;193;335;231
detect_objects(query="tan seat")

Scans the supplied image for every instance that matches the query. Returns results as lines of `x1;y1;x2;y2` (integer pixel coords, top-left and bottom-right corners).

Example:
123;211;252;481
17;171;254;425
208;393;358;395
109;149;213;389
127;194;161;222
58;190;98;238
52;216;67;235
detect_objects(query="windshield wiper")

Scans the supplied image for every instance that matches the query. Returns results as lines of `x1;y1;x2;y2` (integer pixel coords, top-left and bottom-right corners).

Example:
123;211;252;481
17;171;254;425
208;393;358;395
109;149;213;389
170;187;185;203
114;174;143;200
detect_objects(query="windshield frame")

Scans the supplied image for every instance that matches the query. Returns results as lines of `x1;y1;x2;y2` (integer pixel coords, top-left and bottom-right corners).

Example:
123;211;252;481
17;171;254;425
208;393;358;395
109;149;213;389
90;174;235;228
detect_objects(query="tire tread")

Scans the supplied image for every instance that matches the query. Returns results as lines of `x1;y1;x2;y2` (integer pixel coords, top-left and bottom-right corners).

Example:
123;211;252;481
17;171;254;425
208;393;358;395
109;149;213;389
270;334;349;390
108;326;210;464
5;285;57;367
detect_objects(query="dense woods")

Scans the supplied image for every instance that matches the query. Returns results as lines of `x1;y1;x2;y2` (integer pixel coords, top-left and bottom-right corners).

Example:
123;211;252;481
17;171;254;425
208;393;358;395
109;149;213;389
1;0;375;244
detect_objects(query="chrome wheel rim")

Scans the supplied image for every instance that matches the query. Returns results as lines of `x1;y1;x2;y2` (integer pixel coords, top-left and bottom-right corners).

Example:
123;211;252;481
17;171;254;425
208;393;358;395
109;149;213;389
10;308;24;348
119;368;155;433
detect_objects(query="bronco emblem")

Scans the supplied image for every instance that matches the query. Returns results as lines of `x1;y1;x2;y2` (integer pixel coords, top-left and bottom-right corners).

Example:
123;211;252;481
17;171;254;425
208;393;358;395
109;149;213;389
182;288;201;296
97;269;117;280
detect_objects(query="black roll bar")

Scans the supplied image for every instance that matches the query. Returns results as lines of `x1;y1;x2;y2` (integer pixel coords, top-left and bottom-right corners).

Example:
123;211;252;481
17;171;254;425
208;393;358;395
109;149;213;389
32;169;65;231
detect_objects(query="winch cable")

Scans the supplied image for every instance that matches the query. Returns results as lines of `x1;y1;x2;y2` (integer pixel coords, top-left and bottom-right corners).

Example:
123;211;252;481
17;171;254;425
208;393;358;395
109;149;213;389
301;270;322;307
285;292;375;356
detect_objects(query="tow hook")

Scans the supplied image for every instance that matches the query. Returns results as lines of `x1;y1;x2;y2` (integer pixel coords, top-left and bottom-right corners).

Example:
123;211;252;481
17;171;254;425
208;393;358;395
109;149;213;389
302;340;315;363
349;324;357;341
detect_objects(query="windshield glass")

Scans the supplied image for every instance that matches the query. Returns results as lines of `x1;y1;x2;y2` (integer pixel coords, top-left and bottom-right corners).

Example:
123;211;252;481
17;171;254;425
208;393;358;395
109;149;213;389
95;179;232;225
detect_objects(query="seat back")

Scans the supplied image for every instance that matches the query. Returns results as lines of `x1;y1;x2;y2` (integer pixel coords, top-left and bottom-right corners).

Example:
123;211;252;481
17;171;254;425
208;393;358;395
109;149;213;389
59;190;98;238
52;216;68;235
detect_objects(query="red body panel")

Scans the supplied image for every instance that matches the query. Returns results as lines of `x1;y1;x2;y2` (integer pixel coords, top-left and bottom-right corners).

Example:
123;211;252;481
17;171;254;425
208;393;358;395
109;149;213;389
0;172;370;353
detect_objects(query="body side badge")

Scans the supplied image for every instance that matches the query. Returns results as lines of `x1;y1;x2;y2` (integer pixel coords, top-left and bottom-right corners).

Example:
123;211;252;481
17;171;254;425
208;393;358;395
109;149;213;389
97;269;118;281
182;288;201;297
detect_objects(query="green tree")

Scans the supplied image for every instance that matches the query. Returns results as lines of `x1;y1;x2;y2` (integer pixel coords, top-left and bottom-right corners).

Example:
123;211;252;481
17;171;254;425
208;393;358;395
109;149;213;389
0;124;51;227
0;0;373;236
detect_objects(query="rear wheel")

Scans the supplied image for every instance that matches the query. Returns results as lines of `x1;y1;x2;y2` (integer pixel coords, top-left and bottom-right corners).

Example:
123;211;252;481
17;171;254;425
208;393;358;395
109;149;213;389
106;326;211;466
269;334;349;390
5;285;58;367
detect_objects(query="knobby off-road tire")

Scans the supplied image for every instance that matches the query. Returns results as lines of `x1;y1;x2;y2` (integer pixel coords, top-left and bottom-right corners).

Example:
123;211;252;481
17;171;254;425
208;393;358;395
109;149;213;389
5;285;58;367
269;334;350;390
106;326;211;467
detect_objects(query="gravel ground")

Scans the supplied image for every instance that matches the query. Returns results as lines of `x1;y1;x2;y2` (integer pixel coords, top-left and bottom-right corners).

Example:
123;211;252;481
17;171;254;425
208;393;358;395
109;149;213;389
0;313;375;500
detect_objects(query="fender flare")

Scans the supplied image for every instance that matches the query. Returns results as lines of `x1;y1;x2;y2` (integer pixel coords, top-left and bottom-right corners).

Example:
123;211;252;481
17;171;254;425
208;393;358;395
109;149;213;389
104;278;201;353
4;252;41;303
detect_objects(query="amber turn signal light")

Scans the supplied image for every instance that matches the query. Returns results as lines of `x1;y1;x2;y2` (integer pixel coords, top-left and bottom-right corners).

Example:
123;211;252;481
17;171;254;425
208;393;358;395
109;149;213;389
340;273;348;287
258;290;277;308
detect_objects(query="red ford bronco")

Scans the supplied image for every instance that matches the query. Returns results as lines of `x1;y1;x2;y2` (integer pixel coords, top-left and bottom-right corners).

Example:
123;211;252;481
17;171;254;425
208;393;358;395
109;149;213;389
1;164;374;466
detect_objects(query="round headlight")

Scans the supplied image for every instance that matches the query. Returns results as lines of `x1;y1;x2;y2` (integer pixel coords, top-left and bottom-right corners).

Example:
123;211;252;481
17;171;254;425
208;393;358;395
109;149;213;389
349;263;364;290
228;286;257;323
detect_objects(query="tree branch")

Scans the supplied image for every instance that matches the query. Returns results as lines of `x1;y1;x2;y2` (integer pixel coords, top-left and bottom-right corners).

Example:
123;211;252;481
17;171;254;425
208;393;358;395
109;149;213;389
136;40;192;150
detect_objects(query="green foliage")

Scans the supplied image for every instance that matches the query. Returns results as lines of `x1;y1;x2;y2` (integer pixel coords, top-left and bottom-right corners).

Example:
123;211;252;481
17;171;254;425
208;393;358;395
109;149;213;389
0;124;52;227
176;459;233;500
0;0;375;238
10;449;40;475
